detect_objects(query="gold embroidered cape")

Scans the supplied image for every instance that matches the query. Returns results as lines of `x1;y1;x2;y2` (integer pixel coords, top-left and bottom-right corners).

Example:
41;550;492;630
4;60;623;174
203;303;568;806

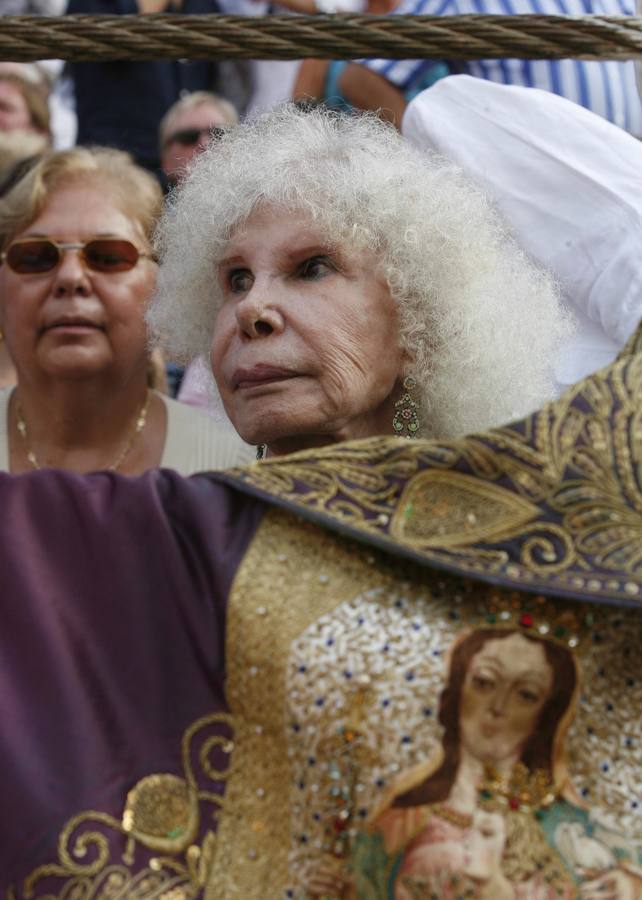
218;321;642;607
10;327;641;900
201;325;642;898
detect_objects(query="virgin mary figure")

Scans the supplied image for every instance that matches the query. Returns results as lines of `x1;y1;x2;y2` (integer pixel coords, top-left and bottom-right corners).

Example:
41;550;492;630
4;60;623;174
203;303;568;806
321;624;641;899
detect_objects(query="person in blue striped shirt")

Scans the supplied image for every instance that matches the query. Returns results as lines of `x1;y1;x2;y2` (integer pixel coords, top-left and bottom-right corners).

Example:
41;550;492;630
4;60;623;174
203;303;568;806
336;0;642;132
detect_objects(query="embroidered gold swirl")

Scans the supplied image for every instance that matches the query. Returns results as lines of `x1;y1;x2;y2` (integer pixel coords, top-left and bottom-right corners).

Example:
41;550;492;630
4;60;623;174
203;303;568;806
16;712;233;900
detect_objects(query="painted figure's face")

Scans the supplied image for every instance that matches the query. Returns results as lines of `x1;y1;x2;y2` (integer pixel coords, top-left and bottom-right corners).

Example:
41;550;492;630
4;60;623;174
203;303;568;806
462;809;507;882
459;633;553;765
211;207;406;454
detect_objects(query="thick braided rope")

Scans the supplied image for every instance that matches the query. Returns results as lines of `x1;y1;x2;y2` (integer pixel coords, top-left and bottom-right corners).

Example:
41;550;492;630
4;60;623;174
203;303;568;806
1;13;642;61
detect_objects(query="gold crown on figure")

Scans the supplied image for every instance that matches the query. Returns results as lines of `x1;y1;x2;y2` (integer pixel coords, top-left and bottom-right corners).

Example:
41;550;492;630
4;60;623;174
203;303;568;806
472;590;591;650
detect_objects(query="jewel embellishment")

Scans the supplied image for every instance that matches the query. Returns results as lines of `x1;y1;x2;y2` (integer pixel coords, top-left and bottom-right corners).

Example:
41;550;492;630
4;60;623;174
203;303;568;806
393;376;419;438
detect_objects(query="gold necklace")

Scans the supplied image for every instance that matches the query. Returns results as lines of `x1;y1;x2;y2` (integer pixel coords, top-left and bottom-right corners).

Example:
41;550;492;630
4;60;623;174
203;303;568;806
429;803;473;829
15;390;151;472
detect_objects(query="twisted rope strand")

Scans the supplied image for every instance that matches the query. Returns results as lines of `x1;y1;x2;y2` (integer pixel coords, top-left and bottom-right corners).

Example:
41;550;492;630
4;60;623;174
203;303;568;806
0;13;642;61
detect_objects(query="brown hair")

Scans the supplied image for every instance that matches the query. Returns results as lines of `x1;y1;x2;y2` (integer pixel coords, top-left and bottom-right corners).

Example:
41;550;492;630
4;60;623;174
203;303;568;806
0;146;163;251
394;628;578;808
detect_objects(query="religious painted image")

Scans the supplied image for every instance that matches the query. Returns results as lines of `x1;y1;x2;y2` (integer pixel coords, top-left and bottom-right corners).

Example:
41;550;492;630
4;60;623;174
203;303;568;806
308;625;642;899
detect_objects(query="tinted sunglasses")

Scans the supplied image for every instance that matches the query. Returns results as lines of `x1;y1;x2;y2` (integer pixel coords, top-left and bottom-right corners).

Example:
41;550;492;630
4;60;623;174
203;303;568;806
1;238;156;275
164;125;228;148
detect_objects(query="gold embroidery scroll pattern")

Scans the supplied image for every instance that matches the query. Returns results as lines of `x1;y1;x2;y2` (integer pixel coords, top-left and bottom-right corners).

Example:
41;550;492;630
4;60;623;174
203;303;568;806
208;510;402;900
22;866;191;900
482;355;642;591
15;712;233;900
285;584;459;894
227;353;642;602
391;470;542;549
550;354;642;585
236;436;510;535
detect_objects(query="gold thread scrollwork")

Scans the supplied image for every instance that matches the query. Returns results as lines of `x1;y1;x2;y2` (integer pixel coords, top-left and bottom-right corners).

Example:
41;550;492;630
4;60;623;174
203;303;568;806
226;350;642;602
17;712;234;900
391;470;539;548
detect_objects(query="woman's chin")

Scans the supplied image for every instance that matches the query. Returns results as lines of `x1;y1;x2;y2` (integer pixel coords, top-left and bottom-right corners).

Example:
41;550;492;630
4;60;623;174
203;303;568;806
232;408;343;454
235;417;306;450
37;352;114;381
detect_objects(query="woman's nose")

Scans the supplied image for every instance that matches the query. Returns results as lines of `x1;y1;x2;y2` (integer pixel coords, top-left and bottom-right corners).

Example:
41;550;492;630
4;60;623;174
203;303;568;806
52;250;92;298
489;686;511;716
235;280;285;340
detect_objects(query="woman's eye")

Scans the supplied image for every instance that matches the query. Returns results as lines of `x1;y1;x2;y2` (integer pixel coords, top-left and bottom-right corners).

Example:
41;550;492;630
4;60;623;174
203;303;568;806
471;674;495;692
298;256;334;280
228;269;253;293
518;688;540;704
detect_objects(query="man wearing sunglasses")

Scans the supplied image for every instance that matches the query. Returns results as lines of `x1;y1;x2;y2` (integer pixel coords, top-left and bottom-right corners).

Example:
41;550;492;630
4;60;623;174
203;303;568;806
159;91;238;187
68;0;221;181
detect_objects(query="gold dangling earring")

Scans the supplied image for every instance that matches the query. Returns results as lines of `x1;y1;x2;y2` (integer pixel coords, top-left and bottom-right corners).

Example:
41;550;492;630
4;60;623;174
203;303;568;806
256;444;266;460
393;376;419;438
0;326;4;341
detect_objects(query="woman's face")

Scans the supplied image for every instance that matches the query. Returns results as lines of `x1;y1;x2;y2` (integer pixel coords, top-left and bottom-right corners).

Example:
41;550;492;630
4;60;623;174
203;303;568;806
459;632;554;766
0;182;156;387
211;208;407;453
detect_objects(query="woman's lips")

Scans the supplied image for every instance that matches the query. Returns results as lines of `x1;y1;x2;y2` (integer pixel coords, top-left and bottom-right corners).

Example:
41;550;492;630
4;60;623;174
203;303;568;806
42;319;104;335
232;366;298;390
480;723;499;738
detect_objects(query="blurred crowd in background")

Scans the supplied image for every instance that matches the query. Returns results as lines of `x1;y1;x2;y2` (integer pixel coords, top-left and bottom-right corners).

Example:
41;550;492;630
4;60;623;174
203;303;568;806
1;0;640;196
0;0;640;445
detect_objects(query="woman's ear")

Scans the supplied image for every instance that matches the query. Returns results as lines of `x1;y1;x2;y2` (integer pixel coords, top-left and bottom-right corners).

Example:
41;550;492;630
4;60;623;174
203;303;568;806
399;345;415;378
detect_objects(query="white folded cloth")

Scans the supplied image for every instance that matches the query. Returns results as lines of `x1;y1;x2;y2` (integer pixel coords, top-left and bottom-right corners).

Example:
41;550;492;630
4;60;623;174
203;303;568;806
403;74;642;391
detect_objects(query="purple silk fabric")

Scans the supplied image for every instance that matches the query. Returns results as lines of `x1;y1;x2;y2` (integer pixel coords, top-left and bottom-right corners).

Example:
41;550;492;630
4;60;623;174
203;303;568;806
0;468;264;890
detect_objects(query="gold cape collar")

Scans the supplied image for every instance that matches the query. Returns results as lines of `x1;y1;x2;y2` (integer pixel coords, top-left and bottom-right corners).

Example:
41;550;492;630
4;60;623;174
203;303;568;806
216;324;642;608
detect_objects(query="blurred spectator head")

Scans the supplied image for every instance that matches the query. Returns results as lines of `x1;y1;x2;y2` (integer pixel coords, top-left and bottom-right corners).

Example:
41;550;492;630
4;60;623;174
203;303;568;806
0;64;51;138
0;145;163;252
0;130;48;197
159;91;238;185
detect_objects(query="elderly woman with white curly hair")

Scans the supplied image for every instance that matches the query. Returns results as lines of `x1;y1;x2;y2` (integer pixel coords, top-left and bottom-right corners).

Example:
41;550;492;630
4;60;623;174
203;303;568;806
150;103;571;455
2;101;642;898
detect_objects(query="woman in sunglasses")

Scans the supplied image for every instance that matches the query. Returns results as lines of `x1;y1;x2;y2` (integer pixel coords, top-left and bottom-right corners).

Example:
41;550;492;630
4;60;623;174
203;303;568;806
0;145;252;475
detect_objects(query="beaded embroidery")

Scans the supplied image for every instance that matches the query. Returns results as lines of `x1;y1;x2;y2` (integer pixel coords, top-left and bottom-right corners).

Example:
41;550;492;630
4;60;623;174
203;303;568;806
210;509;642;899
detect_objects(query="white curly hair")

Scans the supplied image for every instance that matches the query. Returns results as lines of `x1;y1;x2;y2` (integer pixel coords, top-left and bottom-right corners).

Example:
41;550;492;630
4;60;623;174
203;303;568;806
149;103;572;439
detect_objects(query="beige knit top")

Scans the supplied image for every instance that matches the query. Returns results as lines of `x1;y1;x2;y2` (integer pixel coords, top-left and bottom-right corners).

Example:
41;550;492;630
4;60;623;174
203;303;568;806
0;388;255;475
